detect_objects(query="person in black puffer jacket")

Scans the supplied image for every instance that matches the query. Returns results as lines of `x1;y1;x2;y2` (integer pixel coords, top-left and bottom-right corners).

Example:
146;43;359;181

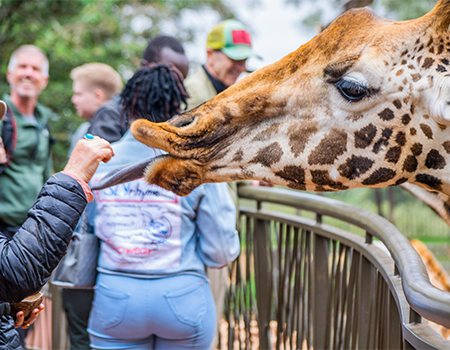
0;108;114;350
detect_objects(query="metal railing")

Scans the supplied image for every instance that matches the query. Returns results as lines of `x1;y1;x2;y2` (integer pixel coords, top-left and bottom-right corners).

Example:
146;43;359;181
222;184;450;349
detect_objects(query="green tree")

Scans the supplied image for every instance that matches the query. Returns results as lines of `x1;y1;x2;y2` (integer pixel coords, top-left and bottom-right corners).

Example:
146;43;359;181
0;0;235;171
380;0;436;20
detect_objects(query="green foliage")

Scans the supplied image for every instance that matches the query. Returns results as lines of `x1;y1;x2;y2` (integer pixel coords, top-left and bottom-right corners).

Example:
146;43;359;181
380;0;436;20
0;0;234;171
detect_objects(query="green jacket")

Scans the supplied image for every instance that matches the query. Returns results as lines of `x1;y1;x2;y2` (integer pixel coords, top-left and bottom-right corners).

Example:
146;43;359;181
0;94;54;227
185;66;217;111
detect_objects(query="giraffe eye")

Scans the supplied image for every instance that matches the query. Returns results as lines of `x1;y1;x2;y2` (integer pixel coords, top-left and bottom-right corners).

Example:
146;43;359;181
335;78;369;103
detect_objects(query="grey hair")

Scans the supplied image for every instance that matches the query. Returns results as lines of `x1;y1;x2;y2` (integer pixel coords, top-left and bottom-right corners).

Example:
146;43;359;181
8;45;49;77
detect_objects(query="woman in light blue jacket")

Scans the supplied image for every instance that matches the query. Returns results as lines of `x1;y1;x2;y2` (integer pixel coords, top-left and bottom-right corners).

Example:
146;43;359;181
87;64;240;350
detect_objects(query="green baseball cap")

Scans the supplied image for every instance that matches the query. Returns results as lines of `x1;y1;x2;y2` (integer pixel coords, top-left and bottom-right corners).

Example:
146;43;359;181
206;19;254;61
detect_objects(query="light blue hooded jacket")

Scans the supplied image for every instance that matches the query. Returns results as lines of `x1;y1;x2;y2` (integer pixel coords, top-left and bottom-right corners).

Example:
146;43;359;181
90;130;240;279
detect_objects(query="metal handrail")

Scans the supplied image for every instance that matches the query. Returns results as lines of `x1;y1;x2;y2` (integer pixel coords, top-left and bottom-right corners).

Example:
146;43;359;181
237;185;450;329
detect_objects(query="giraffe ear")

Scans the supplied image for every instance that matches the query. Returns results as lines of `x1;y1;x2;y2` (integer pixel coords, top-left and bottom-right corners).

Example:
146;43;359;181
427;0;450;32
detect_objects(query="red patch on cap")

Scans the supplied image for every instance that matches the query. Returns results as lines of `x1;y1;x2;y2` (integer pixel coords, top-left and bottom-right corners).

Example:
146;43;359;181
232;30;251;46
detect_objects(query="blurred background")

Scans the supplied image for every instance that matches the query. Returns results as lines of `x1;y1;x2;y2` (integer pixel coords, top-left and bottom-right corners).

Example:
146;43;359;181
0;0;447;266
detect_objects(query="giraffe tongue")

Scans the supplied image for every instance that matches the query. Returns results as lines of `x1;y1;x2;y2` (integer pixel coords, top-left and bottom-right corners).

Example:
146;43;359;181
91;155;166;190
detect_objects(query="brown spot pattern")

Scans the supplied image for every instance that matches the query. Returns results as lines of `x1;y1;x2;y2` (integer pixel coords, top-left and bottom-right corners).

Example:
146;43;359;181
393;99;402;109
308;129;347;165
354;124;377;149
372;128;393;154
275;165;305;188
395;131;406;146
378;108;395;121
250;142;283;167
416;173;442;191
403;155;418;172
232;149;244;162
411;73;422;82
442;141;450;154
425;149;446;169
410;143;423;156
338;155;374;180
395;178;408;185
401;114;411;125
310;170;348;190
288;123;318;157
385;146;402;164
240;167;255;179
422;57;435;69
362;168;396;186
420;124;433;139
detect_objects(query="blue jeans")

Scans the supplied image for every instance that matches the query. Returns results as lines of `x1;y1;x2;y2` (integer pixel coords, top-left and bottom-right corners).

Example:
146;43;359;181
88;273;216;349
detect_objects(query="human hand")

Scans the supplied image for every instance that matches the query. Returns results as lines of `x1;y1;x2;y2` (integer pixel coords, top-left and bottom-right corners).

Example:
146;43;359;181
0;100;6;119
14;303;45;329
0;138;6;164
63;135;114;184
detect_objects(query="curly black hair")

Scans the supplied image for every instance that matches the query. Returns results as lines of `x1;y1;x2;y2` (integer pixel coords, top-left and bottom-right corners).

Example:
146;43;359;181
120;64;189;125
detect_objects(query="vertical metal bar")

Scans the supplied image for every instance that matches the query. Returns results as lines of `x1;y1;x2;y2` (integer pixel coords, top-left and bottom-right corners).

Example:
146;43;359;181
357;256;374;349
312;233;329;350
337;246;349;349
365;231;373;244
294;229;305;350
372;271;382;350
254;217;273;350
305;230;312;349
325;239;337;348
283;225;292;348
344;249;358;349
244;215;251;350
227;260;235;350
332;243;343;350
409;308;422;324
388;292;401;349
289;227;298;349
276;222;285;350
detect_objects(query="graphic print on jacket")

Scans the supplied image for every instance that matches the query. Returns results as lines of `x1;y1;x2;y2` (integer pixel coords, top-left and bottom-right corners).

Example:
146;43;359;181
93;175;182;271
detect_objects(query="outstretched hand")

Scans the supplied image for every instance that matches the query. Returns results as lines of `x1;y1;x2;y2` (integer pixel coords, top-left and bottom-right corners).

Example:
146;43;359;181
14;304;45;329
64;136;114;184
0;137;6;164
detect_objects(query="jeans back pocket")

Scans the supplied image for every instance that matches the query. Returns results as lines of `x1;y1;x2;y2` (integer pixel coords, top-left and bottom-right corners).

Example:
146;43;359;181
94;284;130;329
165;280;206;327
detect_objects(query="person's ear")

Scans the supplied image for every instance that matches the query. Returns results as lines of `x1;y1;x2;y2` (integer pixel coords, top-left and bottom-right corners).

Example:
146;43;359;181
206;47;216;63
40;75;49;91
94;88;106;104
6;70;13;85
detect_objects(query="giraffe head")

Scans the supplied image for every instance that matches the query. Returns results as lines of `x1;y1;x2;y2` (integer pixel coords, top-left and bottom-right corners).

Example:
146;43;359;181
95;0;450;196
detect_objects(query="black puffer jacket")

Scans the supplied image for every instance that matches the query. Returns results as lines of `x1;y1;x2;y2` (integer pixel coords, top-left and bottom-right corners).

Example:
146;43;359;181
0;172;87;349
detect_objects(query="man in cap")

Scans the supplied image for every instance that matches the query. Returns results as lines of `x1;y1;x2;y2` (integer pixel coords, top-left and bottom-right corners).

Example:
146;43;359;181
185;19;254;110
184;19;256;349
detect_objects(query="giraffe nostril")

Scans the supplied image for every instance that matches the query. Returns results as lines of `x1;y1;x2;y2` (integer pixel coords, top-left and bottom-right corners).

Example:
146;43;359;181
170;114;196;128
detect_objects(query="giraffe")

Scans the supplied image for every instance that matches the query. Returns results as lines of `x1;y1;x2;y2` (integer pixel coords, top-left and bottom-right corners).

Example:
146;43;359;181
93;0;450;201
